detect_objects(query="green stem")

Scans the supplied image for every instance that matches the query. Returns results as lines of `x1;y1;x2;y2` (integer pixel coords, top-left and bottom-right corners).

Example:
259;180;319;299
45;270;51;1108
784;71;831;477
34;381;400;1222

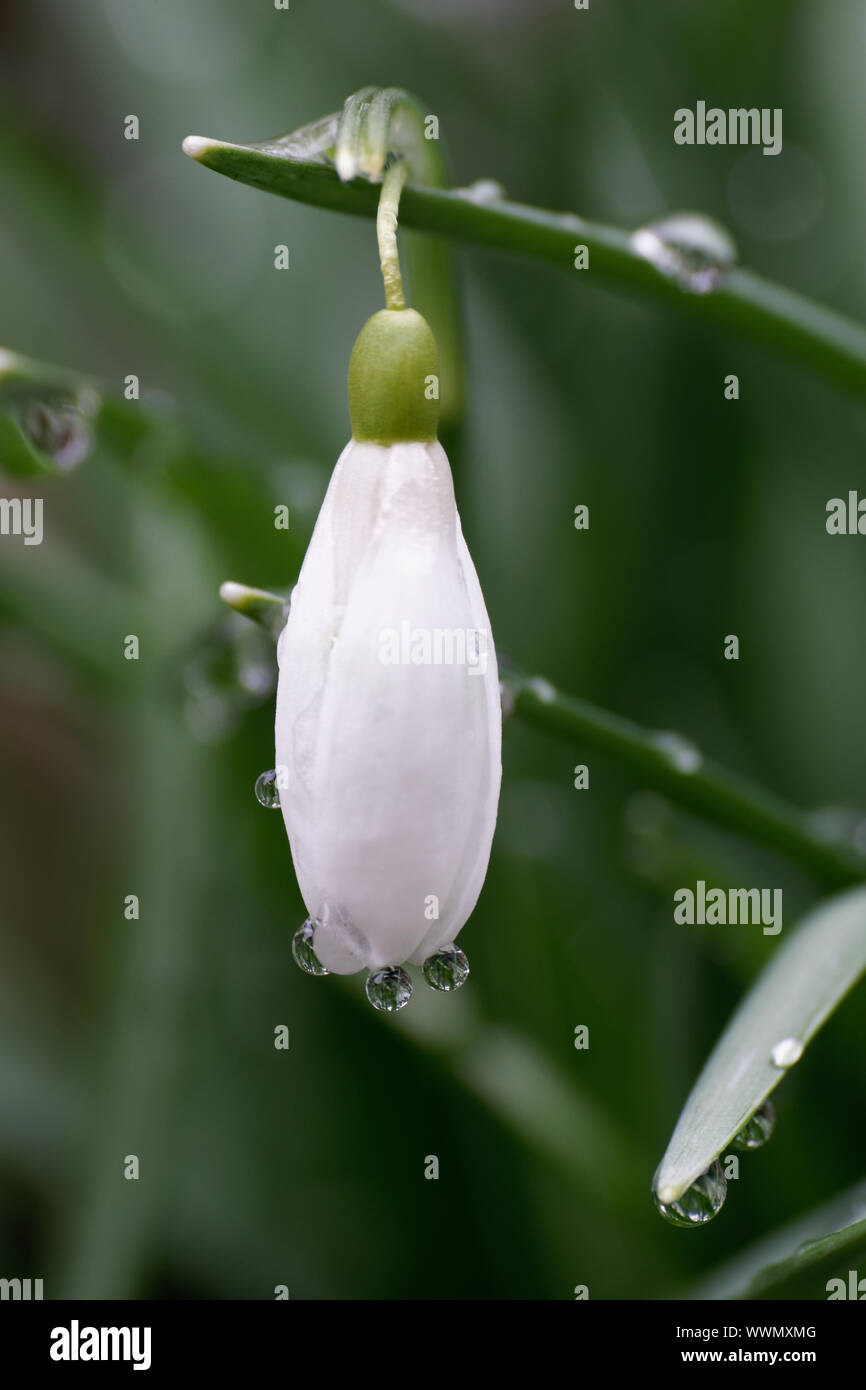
377;161;408;309
504;671;866;890
186;138;866;397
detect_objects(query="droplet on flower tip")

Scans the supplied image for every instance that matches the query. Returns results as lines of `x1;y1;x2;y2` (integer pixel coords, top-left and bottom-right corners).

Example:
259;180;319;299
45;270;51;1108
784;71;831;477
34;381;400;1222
499;680;515;720
292;919;329;976
254;769;281;808
731;1099;776;1151
631;212;737;295
422;944;470;992
365;966;413;1013
771;1037;803;1068
653;1161;727;1228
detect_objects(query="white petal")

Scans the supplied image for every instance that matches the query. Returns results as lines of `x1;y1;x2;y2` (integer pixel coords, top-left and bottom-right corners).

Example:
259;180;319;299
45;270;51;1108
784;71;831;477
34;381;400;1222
276;439;501;973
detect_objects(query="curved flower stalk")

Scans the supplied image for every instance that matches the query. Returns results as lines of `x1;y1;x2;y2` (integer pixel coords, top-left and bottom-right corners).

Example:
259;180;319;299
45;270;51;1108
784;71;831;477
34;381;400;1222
275;305;501;1011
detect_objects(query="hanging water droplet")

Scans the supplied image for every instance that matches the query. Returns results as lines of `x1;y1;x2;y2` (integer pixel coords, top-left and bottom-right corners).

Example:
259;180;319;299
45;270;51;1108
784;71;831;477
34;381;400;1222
366;966;412;1013
631;213;737;295
422;944;470;992
771;1037;803;1068
17;388;100;472
653;1161;727;1227
255;769;281;808
732;1099;776;1151
652;730;703;774
292;919;329;976
499;680;515;720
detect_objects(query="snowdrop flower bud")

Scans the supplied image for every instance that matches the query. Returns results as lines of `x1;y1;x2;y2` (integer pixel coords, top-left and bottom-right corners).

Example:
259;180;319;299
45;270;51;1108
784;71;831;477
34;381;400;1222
276;308;501;1009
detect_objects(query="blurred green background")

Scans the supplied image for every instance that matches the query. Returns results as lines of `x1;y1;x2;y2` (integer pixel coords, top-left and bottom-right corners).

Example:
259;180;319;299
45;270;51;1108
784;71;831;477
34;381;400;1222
1;0;865;1300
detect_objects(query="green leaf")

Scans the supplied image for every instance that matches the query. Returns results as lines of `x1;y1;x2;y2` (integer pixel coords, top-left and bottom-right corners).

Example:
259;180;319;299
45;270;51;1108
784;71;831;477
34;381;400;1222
181;113;866;400
691;1179;866;1300
654;886;866;1205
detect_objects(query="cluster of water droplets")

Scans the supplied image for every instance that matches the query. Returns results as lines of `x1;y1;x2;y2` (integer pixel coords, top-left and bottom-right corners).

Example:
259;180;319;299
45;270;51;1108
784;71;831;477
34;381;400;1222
255;771;470;1011
294;917;469;1013
631;212;737;296
654;1100;778;1228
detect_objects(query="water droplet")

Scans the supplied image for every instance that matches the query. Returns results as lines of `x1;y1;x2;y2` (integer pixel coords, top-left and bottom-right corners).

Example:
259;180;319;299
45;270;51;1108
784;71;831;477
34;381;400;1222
652;730;703;774
456;178;506;204
366;966;413;1013
255;769;281;808
771;1037;803;1068
292;919;329;976
499;680;515;720
422;944;470;992
654;1161;727;1227
732;1099;776;1151
529;676;556;704
183;617;276;743
21;399;92;470
631;213;737;295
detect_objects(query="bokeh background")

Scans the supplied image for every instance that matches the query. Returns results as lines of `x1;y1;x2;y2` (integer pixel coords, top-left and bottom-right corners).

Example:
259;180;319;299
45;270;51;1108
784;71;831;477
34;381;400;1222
1;0;865;1300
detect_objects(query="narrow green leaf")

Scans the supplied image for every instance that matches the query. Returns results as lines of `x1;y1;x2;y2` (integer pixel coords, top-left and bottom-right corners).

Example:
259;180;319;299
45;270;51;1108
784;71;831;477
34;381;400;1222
654;886;866;1205
182;121;866;400
741;1217;866;1300
691;1179;866;1300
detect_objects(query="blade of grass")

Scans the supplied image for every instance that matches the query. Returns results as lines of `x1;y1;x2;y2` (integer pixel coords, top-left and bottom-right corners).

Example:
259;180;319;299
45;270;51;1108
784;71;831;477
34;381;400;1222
654;885;866;1205
691;1180;866;1300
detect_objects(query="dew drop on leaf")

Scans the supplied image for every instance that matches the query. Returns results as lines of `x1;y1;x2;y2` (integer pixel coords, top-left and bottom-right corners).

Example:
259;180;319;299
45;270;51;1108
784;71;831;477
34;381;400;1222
652;730;703;774
653;1160;727;1227
732;1099;776;1151
771;1037;803;1068
631;213;737;295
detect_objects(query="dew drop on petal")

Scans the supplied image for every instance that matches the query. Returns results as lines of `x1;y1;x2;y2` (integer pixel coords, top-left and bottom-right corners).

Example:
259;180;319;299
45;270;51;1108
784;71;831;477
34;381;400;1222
292;918;329;976
631;213;737;295
365;966;413;1013
731;1099;776;1151
254;769;281;808
653;1161;727;1228
422;944;470;992
771;1037;803;1068
499;680;515;721
652;730;703;774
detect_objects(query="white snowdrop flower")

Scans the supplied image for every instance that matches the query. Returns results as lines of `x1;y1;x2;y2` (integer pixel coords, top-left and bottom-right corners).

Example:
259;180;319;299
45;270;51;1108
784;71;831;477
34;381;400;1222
276;308;501;1010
